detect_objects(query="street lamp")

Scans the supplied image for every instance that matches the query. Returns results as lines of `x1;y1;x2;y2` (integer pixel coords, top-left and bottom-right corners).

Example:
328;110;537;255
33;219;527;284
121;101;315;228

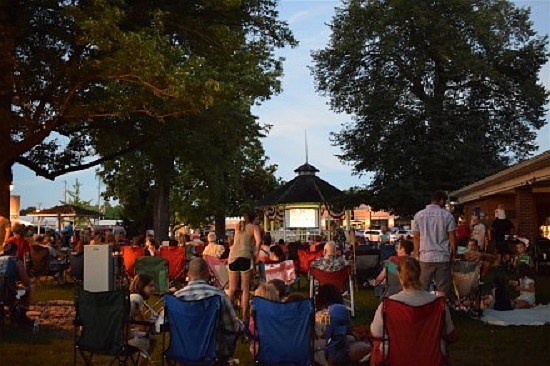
9;182;14;192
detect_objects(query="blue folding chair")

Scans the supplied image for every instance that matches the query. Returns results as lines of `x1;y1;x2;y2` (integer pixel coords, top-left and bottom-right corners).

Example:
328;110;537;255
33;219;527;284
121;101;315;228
253;297;315;366
162;294;221;366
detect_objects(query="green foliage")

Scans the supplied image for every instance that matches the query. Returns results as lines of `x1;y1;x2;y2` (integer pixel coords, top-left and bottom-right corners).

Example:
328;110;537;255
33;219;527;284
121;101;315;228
19;206;37;216
60;179;93;209
312;0;549;216
95;1;295;235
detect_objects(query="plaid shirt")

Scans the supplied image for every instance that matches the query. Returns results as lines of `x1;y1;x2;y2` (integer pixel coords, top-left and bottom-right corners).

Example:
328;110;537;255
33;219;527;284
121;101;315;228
311;255;348;272
174;280;237;357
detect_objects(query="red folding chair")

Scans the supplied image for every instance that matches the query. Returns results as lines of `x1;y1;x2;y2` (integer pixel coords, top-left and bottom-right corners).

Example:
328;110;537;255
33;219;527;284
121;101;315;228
296;249;322;276
159;246;186;282
203;255;229;289
121;246;145;278
371;297;448;366
310;266;355;316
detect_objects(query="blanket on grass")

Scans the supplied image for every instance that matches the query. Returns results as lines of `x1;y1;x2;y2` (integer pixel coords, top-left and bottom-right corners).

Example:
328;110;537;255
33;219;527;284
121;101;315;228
481;305;550;326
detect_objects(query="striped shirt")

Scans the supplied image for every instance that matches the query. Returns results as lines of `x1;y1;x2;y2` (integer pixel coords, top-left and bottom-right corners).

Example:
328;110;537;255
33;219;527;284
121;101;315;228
174;280;237;357
413;204;456;262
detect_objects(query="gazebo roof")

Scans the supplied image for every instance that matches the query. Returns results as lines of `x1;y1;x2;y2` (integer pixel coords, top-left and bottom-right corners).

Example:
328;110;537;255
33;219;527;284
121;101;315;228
257;162;343;206
28;204;101;218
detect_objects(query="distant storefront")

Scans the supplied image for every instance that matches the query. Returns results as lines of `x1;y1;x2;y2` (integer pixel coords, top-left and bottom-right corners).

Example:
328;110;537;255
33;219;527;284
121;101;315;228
451;151;550;243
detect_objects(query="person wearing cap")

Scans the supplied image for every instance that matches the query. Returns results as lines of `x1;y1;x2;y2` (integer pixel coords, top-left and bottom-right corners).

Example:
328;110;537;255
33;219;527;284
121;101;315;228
0;242;33;324
202;233;225;259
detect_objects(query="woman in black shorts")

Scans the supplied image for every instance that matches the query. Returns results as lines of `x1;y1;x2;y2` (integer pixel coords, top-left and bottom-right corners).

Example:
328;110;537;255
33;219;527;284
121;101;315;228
227;211;261;318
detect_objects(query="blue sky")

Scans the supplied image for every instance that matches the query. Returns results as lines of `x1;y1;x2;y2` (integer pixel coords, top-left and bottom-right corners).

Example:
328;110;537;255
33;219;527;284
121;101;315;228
12;0;550;209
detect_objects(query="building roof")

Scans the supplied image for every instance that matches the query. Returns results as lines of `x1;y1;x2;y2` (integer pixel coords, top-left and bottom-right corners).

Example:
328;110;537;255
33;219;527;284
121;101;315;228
257;162;343;206
28;204;101;218
451;150;550;203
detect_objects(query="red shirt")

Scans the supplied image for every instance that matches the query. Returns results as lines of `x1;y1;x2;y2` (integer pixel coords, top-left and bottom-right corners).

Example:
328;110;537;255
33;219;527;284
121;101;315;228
7;236;30;261
456;224;470;239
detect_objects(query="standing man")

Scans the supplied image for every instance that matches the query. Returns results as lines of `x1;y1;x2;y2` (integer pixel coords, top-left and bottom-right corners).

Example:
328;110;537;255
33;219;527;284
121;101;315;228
471;216;488;252
413;191;457;299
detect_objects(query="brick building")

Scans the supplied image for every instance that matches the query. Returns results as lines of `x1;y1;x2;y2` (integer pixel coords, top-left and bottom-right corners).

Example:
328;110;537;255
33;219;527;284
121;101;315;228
451;150;550;244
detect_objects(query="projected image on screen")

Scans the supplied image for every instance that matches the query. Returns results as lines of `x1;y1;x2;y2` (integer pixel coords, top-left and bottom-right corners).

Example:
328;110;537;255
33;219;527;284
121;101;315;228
286;209;318;228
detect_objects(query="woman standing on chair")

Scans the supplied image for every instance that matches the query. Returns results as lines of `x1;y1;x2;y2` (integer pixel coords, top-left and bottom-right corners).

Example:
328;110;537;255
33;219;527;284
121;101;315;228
227;211;261;319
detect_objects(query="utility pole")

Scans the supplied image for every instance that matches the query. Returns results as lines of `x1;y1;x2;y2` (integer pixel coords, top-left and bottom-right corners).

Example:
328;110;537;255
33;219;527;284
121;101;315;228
63;180;68;203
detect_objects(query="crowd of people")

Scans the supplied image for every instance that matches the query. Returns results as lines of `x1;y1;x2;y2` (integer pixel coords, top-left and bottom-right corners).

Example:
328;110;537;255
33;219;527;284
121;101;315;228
0;188;543;364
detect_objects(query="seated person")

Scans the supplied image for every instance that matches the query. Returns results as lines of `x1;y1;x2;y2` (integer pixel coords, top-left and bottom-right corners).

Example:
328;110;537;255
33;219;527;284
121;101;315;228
370;257;456;362
202;233;225;259
268;278;287;301
483;276;513;311
129;274;157;365
0;243;33;324
268;245;285;263
314;285;370;366
371;239;413;287
35;235;70;273
144;237;158;256
174;258;238;361
510;264;536;309
5;223;30;262
249;283;280;356
310;241;348;273
463;239;495;277
512;240;533;269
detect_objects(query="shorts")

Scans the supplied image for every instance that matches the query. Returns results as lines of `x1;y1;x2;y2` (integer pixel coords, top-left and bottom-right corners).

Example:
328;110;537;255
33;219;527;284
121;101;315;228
228;257;253;272
496;241;510;255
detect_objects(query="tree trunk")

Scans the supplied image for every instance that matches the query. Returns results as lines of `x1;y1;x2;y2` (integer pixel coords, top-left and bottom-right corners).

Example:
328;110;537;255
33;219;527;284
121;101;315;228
0;163;11;219
0;2;16;219
153;173;171;242
215;214;225;240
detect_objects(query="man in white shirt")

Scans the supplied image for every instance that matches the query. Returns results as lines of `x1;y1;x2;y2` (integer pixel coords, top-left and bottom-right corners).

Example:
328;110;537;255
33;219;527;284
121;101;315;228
413;191;457;299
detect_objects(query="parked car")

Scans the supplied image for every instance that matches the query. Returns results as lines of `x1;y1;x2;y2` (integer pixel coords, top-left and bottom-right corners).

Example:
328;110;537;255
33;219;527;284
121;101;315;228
365;229;382;243
390;229;414;242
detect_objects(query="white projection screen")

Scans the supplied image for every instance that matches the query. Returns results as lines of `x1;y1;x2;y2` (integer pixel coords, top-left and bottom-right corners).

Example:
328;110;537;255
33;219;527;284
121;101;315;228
285;209;319;228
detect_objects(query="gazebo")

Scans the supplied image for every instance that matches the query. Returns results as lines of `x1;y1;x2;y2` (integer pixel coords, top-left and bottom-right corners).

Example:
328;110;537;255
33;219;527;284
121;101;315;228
28;204;101;233
257;161;347;242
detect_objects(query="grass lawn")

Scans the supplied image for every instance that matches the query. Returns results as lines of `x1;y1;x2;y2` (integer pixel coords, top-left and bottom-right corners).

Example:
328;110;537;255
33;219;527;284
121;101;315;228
2;270;550;366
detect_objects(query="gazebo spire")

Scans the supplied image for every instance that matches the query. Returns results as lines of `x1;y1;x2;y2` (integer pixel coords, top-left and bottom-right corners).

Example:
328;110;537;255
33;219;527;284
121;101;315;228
305;130;309;164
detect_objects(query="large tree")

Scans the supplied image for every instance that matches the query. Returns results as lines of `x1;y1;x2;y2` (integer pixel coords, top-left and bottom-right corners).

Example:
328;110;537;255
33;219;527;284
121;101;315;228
0;0;235;219
312;0;548;216
95;1;295;239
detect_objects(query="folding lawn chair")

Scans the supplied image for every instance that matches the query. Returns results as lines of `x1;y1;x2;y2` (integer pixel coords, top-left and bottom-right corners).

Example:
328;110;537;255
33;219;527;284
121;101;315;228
134;256;169;315
29;244;68;284
252;297;315;366
121;246;145;278
162;294;223;366
263;260;297;286
203;256;229;289
70;253;84;283
354;246;380;284
371;297;448;366
296;249;322;277
74;288;140;366
159;246;186;283
452;260;482;317
310;266;355;317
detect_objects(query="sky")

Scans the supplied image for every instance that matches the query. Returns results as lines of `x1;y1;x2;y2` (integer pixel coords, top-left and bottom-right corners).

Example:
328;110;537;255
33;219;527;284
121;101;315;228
11;0;550;209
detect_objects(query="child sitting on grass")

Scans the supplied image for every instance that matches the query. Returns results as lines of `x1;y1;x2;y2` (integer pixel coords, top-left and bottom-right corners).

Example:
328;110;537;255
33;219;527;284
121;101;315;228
512;241;534;270
509;264;536;309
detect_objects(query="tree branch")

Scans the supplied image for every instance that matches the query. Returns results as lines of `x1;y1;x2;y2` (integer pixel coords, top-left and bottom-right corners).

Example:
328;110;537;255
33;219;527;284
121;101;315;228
15;142;139;181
